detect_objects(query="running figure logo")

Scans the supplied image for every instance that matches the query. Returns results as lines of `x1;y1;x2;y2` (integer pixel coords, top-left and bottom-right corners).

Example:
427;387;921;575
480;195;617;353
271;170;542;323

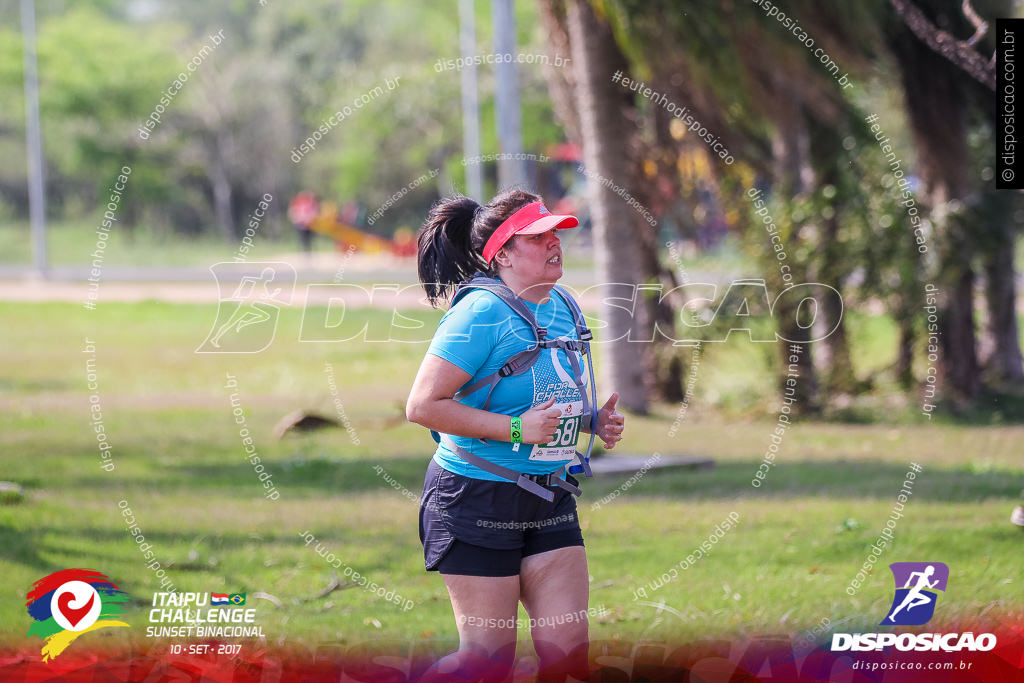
881;562;949;626
197;262;296;353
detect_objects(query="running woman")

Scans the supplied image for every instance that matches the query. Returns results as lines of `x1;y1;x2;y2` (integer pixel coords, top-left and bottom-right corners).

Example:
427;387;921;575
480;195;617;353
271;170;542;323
407;189;625;681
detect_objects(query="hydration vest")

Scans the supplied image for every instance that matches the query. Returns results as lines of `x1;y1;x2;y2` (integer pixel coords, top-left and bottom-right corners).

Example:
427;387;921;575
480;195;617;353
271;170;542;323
429;273;597;502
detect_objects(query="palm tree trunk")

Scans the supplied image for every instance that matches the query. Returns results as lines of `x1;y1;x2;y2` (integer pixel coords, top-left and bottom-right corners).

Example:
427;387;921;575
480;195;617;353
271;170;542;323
566;0;649;413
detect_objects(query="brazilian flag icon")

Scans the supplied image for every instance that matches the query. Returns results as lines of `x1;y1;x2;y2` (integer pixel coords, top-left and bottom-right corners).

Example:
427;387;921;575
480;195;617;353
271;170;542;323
229;593;246;605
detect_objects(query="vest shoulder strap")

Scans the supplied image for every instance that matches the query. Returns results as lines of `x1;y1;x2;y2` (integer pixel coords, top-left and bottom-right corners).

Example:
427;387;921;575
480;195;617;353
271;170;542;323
550;284;592;341
451;273;545;342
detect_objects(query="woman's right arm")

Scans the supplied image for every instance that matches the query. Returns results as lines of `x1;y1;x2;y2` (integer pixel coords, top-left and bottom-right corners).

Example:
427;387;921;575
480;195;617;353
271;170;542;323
406;354;560;444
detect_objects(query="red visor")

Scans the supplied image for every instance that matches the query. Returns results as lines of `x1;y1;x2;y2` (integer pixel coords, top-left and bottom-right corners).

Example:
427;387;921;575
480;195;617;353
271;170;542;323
482;202;579;264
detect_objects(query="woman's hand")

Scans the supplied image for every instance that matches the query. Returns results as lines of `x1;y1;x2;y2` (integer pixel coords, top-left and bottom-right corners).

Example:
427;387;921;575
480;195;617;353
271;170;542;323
519;397;563;444
594;393;625;449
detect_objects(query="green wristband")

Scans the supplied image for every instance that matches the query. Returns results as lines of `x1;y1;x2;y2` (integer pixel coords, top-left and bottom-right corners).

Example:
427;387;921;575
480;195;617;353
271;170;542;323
510;416;523;444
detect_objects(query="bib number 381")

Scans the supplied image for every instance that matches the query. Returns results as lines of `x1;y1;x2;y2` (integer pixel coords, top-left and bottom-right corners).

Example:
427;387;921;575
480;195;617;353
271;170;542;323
547;415;581;447
529;400;584;462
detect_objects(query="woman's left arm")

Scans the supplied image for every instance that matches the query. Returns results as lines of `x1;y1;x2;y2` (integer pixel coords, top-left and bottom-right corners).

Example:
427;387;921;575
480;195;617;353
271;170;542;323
582;392;625;449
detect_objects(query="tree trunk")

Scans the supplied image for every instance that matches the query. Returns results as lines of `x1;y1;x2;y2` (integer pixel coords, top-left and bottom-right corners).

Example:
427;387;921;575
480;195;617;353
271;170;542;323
816;280;855;394
816;186;856;395
567;0;649;413
896;313;916;389
536;0;581;146
639;231;685;403
209;134;236;243
769;98;820;413
938;262;980;402
890;2;981;406
981;227;1024;385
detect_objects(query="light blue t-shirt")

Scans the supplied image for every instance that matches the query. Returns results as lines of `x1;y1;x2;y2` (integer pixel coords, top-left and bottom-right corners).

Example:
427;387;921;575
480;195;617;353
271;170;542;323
426;287;587;481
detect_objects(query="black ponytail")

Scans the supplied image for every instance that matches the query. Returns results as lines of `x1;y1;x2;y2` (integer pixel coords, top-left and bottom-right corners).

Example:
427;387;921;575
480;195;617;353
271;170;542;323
417;188;541;307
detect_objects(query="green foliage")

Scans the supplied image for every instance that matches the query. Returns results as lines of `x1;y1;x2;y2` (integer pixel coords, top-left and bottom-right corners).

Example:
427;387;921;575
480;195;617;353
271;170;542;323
0;6;188;225
0;0;565;238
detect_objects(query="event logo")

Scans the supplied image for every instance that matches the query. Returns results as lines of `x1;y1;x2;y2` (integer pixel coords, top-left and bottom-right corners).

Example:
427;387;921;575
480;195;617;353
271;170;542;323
25;569;130;662
197;262;296;353
147;591;264;639
832;561;996;653
882;562;948;626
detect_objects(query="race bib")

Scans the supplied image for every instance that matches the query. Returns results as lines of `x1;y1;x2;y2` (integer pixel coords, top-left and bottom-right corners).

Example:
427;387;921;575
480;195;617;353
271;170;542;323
529;398;584;462
526;342;586;462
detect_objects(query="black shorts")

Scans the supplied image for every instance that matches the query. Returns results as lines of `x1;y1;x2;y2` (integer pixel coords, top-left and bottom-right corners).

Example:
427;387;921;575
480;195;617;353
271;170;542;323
418;458;584;577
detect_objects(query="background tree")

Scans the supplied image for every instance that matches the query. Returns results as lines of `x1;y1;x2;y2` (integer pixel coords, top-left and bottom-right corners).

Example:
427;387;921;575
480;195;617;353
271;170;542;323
565;0;650;413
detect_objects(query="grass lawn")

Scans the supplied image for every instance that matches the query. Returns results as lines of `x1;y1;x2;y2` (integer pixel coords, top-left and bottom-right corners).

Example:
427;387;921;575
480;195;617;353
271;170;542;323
0;301;1021;659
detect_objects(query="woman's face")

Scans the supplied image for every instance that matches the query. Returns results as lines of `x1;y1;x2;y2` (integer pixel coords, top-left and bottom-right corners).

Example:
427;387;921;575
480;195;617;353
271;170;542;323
498;228;563;286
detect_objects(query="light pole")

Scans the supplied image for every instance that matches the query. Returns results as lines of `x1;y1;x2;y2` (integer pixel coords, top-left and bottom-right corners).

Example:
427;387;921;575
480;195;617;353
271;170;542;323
21;0;47;277
459;0;483;201
493;0;526;190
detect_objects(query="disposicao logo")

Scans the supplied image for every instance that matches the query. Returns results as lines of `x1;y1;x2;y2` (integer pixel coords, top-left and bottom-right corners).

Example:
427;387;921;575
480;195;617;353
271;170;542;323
25;569;130;662
831;562;996;653
882;561;948;626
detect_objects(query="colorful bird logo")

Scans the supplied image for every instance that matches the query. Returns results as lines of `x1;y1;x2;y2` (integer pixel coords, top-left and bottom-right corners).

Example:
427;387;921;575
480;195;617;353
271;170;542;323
25;569;130;662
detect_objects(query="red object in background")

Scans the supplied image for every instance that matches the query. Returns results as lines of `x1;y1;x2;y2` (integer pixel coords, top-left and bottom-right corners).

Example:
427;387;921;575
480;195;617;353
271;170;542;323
390;227;417;257
288;192;319;227
546;142;582;162
338;201;360;226
552;196;579;216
